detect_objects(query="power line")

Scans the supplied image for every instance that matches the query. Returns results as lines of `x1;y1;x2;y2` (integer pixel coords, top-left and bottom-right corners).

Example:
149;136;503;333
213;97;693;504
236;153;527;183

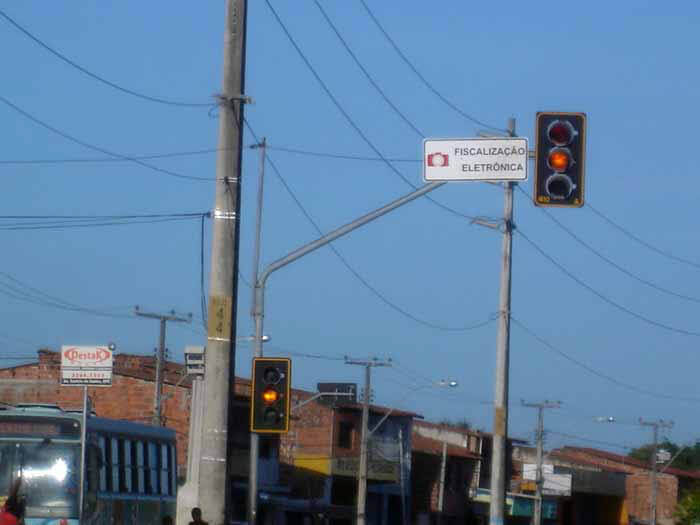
0;8;212;108
0;95;212;182
312;0;423;137
548;430;632;451
262;1;476;222
266;145;419;163
245;121;495;332
515;186;700;304
0;147;224;165
510;315;700;403
587;202;700;270
516;228;700;337
357;0;506;134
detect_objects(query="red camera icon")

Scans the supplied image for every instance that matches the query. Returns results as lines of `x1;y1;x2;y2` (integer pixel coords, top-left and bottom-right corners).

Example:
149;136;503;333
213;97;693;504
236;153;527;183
427;152;449;167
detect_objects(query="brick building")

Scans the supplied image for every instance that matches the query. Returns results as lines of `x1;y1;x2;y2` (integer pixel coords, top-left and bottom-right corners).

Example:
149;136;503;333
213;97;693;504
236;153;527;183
0;349;204;476
551;446;700;525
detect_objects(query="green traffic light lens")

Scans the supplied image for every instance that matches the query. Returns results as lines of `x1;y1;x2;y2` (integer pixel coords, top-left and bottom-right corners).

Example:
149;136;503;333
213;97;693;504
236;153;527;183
546;174;574;200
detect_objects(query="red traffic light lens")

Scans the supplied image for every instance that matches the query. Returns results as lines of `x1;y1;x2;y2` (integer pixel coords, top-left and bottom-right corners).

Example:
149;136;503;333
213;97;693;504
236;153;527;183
262;387;279;404
547;121;574;146
263;367;281;384
547;148;571;172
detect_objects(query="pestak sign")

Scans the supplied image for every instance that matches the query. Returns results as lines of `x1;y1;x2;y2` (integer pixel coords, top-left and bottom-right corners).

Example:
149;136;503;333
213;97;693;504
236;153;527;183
423;137;528;182
61;345;113;386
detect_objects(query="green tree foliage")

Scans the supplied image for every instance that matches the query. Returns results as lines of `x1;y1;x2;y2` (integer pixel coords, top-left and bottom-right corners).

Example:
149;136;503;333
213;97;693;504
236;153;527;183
674;490;700;525
628;441;700;471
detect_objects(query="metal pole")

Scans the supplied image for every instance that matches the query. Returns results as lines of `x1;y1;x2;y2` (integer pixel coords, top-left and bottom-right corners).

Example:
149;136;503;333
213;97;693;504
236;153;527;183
398;428;407;525
489;118;516;525
437;440;447;524
152;318;166;425
200;0;248;523
357;363;371;525
521;400;560;525
247;138;266;525
78;386;88;520
249;181;444;522
639;419;673;525
651;424;658;525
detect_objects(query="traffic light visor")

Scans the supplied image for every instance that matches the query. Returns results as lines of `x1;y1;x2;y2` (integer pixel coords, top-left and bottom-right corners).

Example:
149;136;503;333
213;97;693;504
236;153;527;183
547;121;574;146
262;387;279;404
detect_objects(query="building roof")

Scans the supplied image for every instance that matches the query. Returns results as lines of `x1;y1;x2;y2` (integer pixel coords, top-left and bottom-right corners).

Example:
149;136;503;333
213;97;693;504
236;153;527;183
552;446;700;480
411;433;481;460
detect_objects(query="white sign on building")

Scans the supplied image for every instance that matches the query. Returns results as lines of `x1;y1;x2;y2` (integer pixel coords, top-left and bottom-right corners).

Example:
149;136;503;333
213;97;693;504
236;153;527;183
423;137;528;182
524;463;572;496
60;345;113;386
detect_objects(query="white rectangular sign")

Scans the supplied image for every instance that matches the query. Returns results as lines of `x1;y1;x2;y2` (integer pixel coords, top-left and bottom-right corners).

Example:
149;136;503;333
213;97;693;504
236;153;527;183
61;345;113;386
423;137;528;182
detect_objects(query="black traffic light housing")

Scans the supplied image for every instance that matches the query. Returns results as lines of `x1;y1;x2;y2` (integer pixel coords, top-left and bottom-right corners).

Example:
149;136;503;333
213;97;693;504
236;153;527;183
534;112;587;207
250;357;291;433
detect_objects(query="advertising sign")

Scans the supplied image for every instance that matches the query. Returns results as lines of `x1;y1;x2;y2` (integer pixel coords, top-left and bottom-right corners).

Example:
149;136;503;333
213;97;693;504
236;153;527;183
60;345;113;386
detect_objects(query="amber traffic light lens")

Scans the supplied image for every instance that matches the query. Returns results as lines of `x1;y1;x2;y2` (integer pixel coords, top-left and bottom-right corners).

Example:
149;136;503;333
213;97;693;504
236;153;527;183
262;388;279;404
547;121;574;146
547;149;571;172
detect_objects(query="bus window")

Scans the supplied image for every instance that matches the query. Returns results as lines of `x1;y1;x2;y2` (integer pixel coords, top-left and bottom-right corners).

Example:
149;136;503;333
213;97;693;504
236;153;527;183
135;441;144;494
160;442;169;495
146;442;159;495
103;436;112;492
110;438;119;492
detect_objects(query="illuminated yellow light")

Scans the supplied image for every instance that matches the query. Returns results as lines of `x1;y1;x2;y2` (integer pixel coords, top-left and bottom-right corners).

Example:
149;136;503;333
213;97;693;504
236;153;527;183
262;388;279;404
548;150;570;172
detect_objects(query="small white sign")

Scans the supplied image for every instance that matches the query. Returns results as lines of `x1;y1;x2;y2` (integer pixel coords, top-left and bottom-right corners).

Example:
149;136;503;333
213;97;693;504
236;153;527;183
423;137;528;182
61;345;113;386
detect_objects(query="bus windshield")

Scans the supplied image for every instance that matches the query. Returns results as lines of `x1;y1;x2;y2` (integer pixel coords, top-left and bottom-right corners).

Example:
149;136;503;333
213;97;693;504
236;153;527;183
0;440;80;518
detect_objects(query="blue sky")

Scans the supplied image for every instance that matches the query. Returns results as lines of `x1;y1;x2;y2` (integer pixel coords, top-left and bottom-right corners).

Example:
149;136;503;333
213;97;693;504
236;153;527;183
1;1;699;454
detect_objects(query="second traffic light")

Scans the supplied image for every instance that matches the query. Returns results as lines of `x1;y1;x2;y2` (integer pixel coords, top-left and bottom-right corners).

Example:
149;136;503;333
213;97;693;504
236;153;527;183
534;112;587;207
250;357;291;433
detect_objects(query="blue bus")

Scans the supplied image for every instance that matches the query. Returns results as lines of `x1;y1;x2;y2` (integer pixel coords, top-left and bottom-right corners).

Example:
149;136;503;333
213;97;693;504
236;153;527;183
0;403;177;525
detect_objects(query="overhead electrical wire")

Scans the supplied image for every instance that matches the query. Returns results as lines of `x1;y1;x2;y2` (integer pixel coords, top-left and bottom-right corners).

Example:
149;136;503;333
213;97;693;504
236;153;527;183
357;0;507;134
0;148;222;166
515;186;700;304
516;229;700;337
0;8;212;108
246;120;496;332
312;0;424;138
0;212;207;231
0;271;134;319
510;315;700;402
0;95;211;182
587;202;700;270
263;0;476;222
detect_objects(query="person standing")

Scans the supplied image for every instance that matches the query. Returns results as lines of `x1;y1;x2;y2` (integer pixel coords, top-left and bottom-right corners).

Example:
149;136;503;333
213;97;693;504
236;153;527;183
0;478;25;525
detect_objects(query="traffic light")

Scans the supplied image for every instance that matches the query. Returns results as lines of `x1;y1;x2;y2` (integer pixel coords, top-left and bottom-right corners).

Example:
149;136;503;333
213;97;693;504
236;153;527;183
534;112;587;207
250;357;291;433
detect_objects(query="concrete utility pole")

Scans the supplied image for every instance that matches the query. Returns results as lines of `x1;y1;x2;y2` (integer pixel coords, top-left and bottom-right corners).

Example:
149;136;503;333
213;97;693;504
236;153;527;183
639;418;674;525
437;440;447;524
199;0;248;523
522;400;561;525
134;307;191;426
489;118;517;525
345;357;392;525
